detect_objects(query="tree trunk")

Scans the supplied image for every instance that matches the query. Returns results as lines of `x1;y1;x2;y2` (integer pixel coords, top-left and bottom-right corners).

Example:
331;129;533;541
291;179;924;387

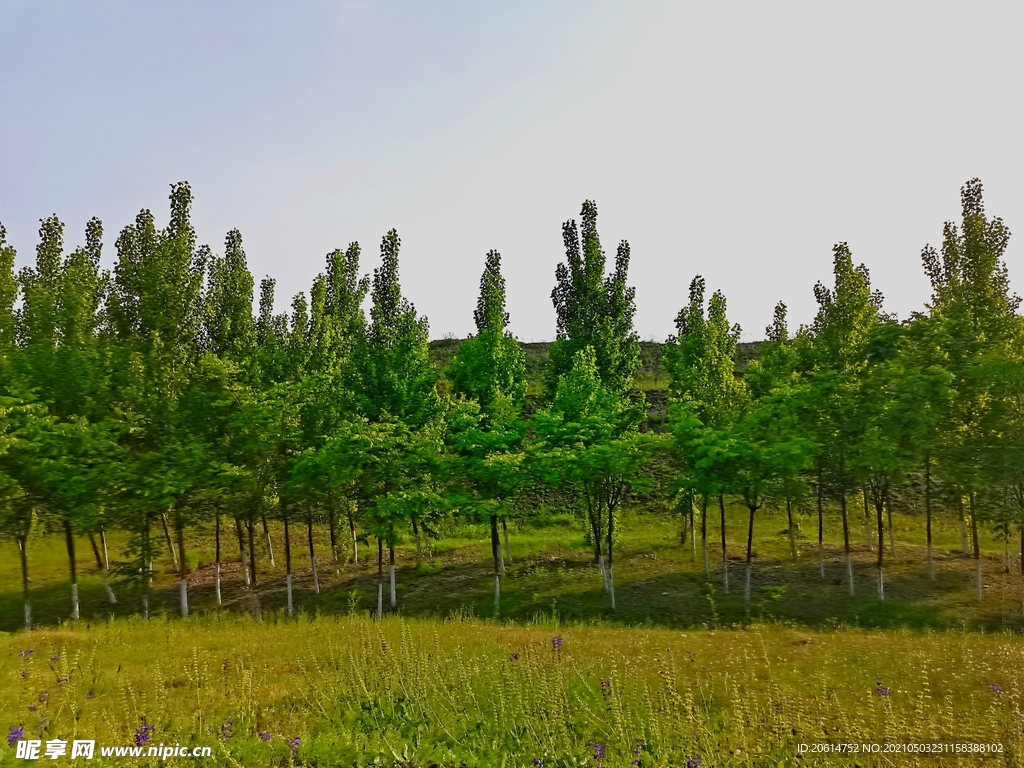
91;530;116;604
689;492;697;559
17;536;30;630
348;501;359;564
503;518;513;564
970;492;981;600
958;494;969;554
389;543;397;608
327;491;340;575
841;493;853;596
262;514;275;568
875;489;885;600
235;517;250;586
719;494;728;592
161;511;179;572
817;481;824;579
142;518;151;620
176;517;189;618
308;513;320;595
215;512;222;606
701;495;709;578
490;514;502;610
925;462;933;580
787;498;797;560
247;518;262;619
376;537;384;618
863;486;873;550
745;503;755;605
64;518;79;620
412;516;423;568
887;504;899;563
284;515;293;617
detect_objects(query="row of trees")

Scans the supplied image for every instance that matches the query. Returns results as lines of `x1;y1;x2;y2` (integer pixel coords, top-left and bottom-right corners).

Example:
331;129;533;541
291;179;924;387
1;180;1022;627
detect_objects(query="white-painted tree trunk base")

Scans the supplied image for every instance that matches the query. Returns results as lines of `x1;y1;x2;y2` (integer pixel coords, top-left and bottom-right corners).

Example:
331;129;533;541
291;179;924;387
504;527;512;564
142;594;150;620
312;558;320;595
877;568;884;600
241;553;250;587
266;530;275;568
390;565;396;608
24;602;32;630
332;546;341;575
215;564;222;605
377;583;383;618
286;574;293;616
71;583;80;620
598;555;607;591
103;576;116;604
608;565;616;610
846;553;854;595
499;550;505;576
179;578;189;617
744;565;751;605
494;574;501;608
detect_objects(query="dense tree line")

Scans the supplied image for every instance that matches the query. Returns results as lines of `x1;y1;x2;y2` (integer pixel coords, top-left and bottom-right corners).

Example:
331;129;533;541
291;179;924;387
1;179;1022;627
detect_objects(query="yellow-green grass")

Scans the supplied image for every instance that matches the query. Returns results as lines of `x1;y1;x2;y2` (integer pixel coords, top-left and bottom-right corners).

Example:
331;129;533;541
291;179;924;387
1;614;1021;766
2;501;1022;633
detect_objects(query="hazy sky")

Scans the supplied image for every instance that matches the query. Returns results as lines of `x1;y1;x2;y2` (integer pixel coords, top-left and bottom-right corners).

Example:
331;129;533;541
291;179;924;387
2;2;1022;341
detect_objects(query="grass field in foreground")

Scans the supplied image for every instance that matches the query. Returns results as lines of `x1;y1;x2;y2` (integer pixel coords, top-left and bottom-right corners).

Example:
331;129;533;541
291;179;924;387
1;614;1022;767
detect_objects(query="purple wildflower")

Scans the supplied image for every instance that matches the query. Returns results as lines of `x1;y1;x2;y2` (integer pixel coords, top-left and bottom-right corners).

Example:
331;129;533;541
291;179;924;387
552;636;563;653
686;757;702;768
50;655;59;662
875;686;890;697
510;653;519;662
19;650;25;657
221;717;234;740
592;741;605;759
286;736;300;754
990;683;1003;694
28;704;37;712
600;680;611;699
633;741;645;756
134;722;153;746
532;760;544;768
258;731;271;742
8;726;24;746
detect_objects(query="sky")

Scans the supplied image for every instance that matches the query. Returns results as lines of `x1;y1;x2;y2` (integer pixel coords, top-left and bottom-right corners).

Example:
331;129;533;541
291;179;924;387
1;1;1022;342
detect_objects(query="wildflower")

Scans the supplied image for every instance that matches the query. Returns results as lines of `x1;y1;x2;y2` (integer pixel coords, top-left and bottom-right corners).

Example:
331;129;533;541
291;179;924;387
552;636;563;653
8;726;24;746
600;680;611;699
258;731;271;742
221;717;234;740
686;757;702;768
532;760;544;768
50;655;59;662
633;741;645;756
510;653;519;662
38;691;49;703
990;683;1003;694
134;723;153;746
286;736;300;754
28;705;37;712
875;685;890;697
223;660;231;671
592;741;605;759
86;692;95;700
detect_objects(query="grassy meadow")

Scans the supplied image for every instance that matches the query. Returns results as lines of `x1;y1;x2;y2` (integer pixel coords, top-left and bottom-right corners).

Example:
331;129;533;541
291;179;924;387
3;500;1024;766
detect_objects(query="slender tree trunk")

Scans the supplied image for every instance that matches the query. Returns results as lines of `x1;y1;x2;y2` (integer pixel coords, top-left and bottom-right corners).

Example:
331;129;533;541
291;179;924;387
284;515;293;617
308;513;320;595
142;518;151;620
841;493;853;596
787;499;797;560
690;491;697;560
235;517;250;586
701;495;709;578
502;518;513;564
327;491;340;575
262;514;275;568
90;530;116;604
925;462;934;580
863;486;873;551
412;516;423;568
389;543;397;608
176;518;189;617
64;518;79;620
958;494;969;554
745;503;755;605
247;518;262;619
215;512;222;606
970;492;982;600
376;537;384;618
161;511;179;572
719;494;728;592
490;514;502;610
817;481;824;579
607;500;616;611
348;501;359;564
17;536;31;630
875;490;885;600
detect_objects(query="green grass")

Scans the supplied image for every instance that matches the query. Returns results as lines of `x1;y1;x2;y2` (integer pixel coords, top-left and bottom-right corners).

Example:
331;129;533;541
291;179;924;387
3;502;1024;765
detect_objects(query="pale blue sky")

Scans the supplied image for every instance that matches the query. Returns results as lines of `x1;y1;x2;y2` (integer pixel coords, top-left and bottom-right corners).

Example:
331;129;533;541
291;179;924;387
2;2;1022;341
